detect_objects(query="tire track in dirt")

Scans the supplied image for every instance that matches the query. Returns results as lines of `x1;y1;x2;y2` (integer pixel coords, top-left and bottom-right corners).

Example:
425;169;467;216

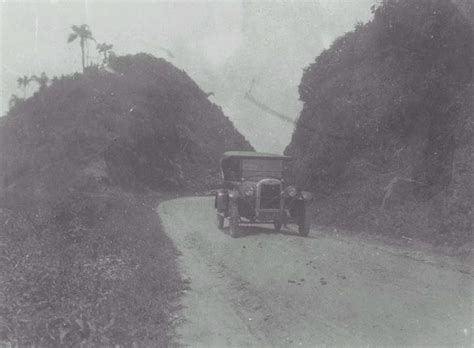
159;197;473;347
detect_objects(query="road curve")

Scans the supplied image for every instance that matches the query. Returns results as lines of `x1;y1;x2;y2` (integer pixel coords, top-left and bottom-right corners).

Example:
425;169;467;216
158;197;472;347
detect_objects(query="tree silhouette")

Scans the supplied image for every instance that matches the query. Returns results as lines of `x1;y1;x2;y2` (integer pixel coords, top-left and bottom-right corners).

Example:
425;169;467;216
97;43;114;64
8;94;21;109
67;24;95;72
17;75;31;98
32;72;49;91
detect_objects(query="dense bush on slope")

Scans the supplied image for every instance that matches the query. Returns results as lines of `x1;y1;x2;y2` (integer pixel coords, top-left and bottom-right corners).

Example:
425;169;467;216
0;192;183;345
0;53;252;195
0;53;252;344
285;0;473;246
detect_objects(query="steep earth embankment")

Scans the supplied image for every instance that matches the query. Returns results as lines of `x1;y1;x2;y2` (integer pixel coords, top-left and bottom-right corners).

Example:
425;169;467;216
285;0;473;248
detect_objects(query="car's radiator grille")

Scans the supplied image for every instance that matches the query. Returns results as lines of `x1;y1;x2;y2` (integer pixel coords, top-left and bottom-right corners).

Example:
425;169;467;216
259;183;281;209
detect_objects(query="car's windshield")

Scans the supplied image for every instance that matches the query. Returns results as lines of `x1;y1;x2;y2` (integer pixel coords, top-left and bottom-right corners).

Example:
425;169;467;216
241;158;283;180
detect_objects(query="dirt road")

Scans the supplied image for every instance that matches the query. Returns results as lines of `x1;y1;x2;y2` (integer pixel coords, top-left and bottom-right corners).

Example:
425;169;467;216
158;197;472;347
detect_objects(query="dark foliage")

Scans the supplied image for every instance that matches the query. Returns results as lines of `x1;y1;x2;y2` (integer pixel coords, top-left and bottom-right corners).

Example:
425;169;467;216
0;190;184;346
1;53;252;194
286;0;473;246
0;53;252;345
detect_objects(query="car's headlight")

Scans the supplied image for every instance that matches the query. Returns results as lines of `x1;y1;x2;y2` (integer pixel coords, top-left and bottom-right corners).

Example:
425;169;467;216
244;185;256;196
286;186;297;197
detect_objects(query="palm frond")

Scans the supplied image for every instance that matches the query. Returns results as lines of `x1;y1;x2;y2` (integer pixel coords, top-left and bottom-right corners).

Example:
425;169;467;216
17;76;30;87
68;33;78;43
97;43;113;52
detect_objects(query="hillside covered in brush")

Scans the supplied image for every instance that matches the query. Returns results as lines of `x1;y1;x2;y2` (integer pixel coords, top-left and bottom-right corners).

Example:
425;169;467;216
286;0;473;247
0;53;252;345
0;53;252;196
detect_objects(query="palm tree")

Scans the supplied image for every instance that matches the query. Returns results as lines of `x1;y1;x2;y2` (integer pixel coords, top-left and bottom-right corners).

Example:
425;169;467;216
17;75;31;98
96;43;113;64
67;24;95;71
32;72;49;91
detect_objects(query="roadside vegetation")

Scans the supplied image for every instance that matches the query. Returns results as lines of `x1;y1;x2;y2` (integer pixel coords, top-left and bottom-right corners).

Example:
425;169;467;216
1;189;183;346
286;0;473;251
0;25;251;345
1;0;472;344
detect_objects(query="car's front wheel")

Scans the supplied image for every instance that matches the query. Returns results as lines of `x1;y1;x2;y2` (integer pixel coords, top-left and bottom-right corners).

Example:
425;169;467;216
217;214;224;230
229;203;240;238
274;219;282;233
298;206;311;237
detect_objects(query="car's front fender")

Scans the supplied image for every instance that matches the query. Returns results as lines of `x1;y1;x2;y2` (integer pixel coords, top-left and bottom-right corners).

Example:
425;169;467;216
215;189;229;212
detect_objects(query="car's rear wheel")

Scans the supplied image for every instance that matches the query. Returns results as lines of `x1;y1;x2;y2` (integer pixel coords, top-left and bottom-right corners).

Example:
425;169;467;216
298;206;311;237
274;219;282;232
229;203;240;238
217;214;224;230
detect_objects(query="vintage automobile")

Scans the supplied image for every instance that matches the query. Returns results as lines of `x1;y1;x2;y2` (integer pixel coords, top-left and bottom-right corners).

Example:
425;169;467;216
214;151;313;238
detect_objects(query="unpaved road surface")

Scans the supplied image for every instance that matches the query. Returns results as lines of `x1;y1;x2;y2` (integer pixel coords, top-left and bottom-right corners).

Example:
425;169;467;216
159;197;473;347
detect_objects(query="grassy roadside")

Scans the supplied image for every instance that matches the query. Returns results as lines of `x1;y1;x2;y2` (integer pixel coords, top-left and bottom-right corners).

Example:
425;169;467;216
310;204;473;259
0;188;184;346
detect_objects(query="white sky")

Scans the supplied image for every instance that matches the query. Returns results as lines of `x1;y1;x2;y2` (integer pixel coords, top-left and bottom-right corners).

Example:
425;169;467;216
1;0;376;153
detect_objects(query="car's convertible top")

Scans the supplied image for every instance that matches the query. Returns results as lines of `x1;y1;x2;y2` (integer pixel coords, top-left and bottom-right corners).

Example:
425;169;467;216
221;151;291;161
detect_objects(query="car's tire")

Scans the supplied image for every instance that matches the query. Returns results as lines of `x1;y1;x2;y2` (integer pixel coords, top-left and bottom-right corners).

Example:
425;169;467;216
298;206;311;237
217;214;224;230
274;220;282;233
229;203;240;238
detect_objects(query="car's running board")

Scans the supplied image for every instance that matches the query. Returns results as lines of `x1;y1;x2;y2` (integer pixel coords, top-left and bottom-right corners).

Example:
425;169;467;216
238;220;298;225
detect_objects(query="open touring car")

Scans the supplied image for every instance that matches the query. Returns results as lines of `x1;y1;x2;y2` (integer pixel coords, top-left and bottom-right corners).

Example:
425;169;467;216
213;151;313;238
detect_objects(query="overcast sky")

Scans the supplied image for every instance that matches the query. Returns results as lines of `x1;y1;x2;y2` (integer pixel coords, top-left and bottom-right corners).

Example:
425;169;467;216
1;0;376;153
